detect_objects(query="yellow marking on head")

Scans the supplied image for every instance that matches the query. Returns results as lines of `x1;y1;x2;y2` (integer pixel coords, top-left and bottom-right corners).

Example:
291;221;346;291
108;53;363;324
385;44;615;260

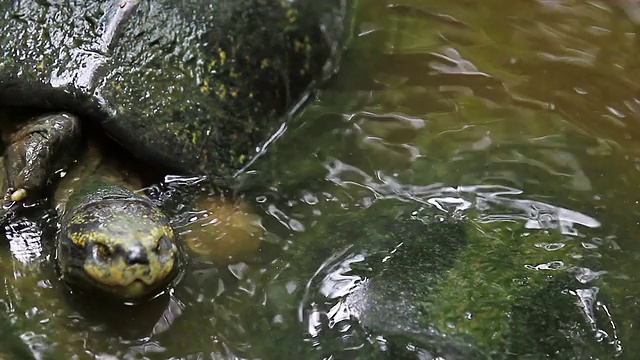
70;232;87;247
165;225;174;238
83;253;174;288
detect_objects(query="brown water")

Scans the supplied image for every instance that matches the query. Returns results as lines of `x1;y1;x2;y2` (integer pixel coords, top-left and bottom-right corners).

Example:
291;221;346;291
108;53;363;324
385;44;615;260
3;0;640;358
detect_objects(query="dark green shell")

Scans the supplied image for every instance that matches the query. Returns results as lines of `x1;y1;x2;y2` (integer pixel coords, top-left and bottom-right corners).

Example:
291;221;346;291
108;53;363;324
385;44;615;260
0;0;350;177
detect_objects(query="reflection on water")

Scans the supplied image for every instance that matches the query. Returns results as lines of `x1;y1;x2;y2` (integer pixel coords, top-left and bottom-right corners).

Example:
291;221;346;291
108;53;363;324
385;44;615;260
5;216;45;265
2;0;640;358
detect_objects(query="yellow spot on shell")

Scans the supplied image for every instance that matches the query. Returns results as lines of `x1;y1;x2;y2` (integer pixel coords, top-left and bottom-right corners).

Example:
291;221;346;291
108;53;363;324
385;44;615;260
219;49;227;66
207;59;217;71
216;84;227;100
200;79;210;93
286;8;298;23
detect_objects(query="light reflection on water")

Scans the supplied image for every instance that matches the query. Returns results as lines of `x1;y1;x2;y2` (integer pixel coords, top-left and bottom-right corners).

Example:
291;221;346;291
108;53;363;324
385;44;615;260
2;0;640;358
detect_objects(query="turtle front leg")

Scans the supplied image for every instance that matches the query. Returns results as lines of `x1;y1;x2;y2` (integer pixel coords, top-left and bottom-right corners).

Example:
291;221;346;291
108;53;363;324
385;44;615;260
3;113;80;202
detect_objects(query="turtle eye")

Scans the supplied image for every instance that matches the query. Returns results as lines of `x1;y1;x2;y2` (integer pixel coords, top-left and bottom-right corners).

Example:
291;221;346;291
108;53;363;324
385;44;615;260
94;243;112;260
154;235;174;254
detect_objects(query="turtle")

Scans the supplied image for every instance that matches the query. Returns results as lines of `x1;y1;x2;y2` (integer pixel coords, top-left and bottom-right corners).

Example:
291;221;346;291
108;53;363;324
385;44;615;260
0;0;352;300
1;111;184;300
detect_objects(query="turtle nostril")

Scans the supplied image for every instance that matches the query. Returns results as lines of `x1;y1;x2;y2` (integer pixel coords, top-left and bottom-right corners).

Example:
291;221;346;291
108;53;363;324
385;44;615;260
126;247;149;265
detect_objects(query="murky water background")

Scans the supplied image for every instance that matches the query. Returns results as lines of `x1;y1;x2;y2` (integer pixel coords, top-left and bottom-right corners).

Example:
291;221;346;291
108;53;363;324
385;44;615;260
3;0;640;358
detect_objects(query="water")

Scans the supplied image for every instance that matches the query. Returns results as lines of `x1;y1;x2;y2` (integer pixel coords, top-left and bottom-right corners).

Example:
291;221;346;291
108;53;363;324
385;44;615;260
3;0;640;358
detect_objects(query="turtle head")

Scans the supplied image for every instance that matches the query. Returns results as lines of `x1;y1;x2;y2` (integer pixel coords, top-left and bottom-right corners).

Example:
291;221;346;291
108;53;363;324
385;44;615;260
56;186;182;301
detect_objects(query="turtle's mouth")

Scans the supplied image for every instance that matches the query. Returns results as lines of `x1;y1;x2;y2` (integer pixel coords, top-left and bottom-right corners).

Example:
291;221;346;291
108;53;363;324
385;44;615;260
78;263;177;300
62;260;179;301
83;255;176;295
118;279;156;299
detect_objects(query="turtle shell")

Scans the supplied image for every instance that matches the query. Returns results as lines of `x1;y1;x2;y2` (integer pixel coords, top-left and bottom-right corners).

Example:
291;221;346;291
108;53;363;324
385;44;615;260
0;0;350;177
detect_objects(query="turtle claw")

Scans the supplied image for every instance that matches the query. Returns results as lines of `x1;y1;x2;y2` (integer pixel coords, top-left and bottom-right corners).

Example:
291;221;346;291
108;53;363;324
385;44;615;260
3;187;16;203
9;188;27;202
3;187;27;203
0;187;25;225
